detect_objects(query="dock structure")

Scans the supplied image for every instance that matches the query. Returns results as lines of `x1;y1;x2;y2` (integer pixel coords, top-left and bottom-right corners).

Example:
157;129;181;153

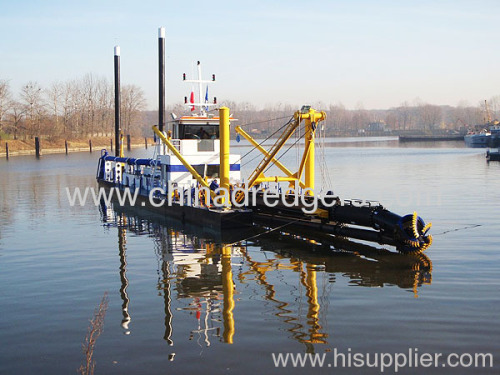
399;134;464;142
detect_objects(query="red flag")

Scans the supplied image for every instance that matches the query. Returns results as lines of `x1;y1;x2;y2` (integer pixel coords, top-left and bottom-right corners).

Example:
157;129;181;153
190;91;195;111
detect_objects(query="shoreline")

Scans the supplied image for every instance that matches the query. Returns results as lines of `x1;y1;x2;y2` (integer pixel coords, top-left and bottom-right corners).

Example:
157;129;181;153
0;144;149;157
0;137;153;158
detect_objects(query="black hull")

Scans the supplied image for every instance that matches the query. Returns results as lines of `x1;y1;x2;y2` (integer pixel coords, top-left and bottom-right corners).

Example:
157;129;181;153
98;181;253;234
486;150;500;162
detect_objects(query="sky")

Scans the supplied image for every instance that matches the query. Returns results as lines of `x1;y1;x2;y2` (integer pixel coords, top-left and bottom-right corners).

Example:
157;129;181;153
1;0;499;110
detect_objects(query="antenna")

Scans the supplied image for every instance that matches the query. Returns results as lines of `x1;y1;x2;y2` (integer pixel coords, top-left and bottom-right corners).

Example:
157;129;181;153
182;61;216;116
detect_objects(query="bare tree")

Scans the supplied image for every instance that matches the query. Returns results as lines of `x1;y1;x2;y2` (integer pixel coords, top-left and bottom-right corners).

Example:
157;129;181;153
69;79;85;136
328;102;351;133
95;77;113;136
80;73;97;136
8;101;25;139
451;100;482;129
352;102;369;132
396;101;415;130
60;81;75;136
121;84;146;135
385;109;398;130
46;82;64;135
0;80;13;134
20;81;45;137
416;104;442;131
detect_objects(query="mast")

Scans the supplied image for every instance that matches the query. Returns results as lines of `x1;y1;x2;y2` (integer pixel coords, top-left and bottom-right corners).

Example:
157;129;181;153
197;61;203;115
183;62;216;116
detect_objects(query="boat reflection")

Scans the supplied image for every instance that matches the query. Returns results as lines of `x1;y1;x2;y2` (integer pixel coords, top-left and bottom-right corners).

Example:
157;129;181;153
100;203;432;353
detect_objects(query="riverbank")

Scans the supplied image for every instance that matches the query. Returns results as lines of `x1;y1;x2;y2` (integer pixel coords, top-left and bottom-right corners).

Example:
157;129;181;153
0;137;153;157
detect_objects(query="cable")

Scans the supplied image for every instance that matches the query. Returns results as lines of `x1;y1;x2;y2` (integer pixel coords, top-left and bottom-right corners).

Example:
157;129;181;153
317;120;334;191
237;115;294;128
243;123;305;169
262;126;306;175
226;218;303;246
240;116;295;167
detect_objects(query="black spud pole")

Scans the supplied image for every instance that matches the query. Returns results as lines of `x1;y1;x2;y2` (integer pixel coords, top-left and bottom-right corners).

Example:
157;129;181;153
158;27;165;133
114;45;121;157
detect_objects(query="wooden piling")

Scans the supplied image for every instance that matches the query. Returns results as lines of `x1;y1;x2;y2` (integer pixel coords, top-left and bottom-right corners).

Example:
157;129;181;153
35;137;41;158
89;139;93;153
65;140;68;154
5;142;9;160
110;138;113;151
127;134;131;151
145;137;148;149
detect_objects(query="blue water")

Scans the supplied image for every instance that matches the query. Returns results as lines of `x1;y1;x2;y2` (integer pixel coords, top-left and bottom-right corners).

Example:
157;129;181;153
0;140;499;374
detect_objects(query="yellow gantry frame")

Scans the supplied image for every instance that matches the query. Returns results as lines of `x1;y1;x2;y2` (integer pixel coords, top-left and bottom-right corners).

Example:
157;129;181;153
235;126;307;189
235;107;326;195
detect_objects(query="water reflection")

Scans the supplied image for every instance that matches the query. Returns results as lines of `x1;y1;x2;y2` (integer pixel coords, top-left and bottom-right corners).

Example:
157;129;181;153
253;232;433;293
100;203;432;352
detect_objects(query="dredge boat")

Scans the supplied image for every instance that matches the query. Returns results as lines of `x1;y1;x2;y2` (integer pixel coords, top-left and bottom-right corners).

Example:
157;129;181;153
96;27;433;254
464;100;500;148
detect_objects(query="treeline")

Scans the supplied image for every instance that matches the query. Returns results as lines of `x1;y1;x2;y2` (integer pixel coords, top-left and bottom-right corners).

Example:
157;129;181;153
0;76;146;140
1;75;499;139
153;98;498;137
216;98;500;136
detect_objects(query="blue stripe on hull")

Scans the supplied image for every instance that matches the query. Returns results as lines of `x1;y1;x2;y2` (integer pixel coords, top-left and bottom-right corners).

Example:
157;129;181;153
167;164;240;172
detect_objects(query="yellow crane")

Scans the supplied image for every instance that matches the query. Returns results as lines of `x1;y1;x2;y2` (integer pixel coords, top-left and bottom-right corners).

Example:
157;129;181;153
235;106;327;199
484;99;492;125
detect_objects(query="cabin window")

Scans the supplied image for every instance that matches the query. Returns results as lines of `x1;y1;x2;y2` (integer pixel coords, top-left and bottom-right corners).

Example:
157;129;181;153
193;164;205;177
206;165;219;178
180;125;219;140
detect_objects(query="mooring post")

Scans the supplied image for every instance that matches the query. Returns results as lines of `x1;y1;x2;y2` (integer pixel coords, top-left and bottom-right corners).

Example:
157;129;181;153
65;140;68;154
110;138;113;152
127;134;131;151
114;45;121;157
5;142;9;160
35;137;41;158
89;139;92;153
145;137;148;149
